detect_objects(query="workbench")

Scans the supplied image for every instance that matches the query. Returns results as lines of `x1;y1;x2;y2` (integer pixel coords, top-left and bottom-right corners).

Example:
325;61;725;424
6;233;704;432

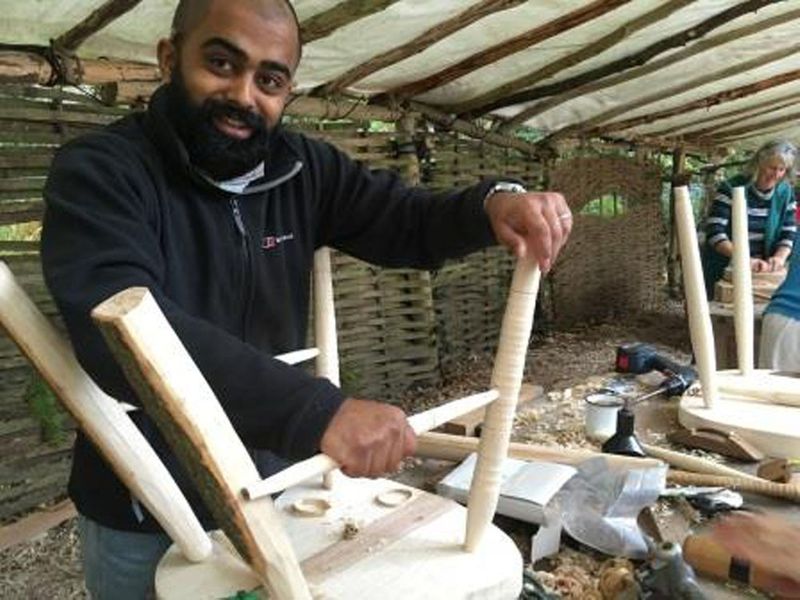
708;300;766;370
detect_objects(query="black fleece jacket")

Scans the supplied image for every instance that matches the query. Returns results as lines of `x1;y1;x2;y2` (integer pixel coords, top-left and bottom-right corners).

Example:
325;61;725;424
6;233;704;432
41;86;500;532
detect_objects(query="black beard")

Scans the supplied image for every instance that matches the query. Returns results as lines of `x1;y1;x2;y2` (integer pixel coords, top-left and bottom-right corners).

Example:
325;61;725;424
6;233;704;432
165;71;275;181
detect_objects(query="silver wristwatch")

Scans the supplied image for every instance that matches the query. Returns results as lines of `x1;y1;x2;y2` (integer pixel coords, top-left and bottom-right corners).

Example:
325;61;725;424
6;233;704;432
484;181;527;209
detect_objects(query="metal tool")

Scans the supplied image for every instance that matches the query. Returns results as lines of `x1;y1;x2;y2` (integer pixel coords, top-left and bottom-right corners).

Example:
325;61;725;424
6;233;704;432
602;344;698;457
638;537;707;600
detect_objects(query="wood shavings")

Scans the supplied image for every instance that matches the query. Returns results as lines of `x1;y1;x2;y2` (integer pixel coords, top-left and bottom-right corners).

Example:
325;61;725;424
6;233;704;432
375;488;413;508
341;519;359;540
598;558;638;600
291;497;331;518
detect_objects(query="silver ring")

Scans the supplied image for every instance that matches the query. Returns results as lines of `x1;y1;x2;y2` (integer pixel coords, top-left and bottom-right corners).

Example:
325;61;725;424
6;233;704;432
558;212;572;221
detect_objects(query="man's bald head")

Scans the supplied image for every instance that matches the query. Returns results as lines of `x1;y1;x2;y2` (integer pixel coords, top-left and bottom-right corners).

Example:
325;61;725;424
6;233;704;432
171;0;302;51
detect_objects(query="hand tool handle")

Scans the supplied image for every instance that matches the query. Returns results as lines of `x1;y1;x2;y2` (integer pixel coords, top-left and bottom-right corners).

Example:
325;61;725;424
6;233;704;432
683;534;778;592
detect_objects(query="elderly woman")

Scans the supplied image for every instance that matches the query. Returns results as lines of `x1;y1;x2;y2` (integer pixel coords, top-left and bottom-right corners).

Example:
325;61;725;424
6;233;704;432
702;139;797;299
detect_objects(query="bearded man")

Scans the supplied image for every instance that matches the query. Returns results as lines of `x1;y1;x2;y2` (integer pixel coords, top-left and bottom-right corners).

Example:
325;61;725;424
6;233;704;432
41;1;572;597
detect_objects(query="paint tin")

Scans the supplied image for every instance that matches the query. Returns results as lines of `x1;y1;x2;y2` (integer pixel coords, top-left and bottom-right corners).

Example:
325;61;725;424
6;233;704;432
584;391;624;442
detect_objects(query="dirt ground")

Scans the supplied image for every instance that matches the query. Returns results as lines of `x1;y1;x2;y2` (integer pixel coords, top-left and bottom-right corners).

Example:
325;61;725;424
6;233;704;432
0;303;708;599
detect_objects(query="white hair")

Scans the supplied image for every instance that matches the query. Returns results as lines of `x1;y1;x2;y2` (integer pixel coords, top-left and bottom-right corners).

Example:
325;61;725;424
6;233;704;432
747;139;797;184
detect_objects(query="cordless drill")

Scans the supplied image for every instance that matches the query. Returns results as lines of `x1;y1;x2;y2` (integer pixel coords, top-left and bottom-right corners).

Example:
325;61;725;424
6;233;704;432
615;342;697;397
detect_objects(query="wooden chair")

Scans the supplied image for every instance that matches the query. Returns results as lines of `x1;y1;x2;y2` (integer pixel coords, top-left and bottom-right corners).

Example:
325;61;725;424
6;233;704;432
673;186;800;458
89;250;541;599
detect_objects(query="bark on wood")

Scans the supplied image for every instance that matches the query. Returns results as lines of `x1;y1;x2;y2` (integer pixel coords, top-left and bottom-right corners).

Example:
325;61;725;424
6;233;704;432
594;68;800;135
300;0;402;44
0;49;160;85
320;0;527;94
501;3;800;130
384;0;630;100
550;41;800;141
54;0;144;52
92;288;310;600
484;0;777;119
451;0;694;117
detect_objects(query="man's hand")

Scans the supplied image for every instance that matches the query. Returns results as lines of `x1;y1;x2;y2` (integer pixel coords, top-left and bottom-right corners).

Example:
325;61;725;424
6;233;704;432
319;398;415;478
485;191;572;273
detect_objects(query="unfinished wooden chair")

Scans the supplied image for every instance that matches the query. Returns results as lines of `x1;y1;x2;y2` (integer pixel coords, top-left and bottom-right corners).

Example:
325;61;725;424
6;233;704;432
90;250;542;600
0;262;211;563
673;186;800;458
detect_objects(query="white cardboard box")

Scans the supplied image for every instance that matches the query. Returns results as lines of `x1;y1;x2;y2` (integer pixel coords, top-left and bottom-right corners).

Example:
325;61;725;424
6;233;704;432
436;452;576;525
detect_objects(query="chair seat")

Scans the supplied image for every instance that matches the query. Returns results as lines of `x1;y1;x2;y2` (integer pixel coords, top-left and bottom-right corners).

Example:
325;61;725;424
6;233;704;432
156;477;523;600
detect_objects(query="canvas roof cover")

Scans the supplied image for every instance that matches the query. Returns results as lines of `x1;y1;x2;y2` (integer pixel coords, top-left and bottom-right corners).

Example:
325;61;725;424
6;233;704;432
1;0;798;151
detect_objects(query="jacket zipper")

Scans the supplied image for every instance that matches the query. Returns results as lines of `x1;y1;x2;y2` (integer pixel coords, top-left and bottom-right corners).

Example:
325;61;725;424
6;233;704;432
230;197;254;338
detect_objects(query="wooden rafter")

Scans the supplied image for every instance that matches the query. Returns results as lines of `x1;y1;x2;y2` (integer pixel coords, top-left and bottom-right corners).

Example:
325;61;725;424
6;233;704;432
381;0;630;100
54;0;143;52
651;91;800;139
549;41;800;140
286;96;543;156
709;121;799;145
300;0;402;44
0;49;159;85
592;68;800;135
693;108;800;143
485;0;778;120
450;0;695;117
501;2;800;130
319;0;527;95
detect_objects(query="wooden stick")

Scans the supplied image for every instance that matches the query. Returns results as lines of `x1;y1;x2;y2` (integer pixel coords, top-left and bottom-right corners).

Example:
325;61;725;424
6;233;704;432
313;248;339;387
640;442;762;483
674;186;718;407
92;288;310;600
731;186;754;375
242;389;501;500
465;259;539;551
275;348;319;366
0;264;210;562
668;470;800;503
417;431;663;470
313;248;341;491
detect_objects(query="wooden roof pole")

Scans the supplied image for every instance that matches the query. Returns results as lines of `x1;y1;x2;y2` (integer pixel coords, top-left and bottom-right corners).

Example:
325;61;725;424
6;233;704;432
490;0;778;124
320;0;526;95
450;0;695;117
301;0;402;43
674;102;800;142
500;1;798;129
0;48;159;85
54;0;143;53
692;108;800;144
548;41;800;141
592;68;800;135
647;90;800;138
383;0;630;100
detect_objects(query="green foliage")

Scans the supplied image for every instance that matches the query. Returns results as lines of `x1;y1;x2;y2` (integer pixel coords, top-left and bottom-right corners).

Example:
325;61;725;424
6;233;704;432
580;193;627;217
24;374;65;445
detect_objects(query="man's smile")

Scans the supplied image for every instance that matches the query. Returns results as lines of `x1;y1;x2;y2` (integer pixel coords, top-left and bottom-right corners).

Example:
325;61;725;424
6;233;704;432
214;114;254;139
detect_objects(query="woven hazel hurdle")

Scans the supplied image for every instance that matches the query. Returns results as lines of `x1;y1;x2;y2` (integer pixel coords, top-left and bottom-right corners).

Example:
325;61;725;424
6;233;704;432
547;155;667;327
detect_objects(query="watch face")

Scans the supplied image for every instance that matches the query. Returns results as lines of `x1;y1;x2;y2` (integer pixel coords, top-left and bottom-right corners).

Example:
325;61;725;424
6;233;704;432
495;183;526;194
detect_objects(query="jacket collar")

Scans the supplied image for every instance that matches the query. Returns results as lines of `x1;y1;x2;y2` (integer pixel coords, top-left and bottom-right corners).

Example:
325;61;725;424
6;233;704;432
143;85;303;195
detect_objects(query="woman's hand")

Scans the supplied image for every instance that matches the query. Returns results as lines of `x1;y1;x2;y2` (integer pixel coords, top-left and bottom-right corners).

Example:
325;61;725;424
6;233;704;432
767;255;786;272
750;258;770;273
